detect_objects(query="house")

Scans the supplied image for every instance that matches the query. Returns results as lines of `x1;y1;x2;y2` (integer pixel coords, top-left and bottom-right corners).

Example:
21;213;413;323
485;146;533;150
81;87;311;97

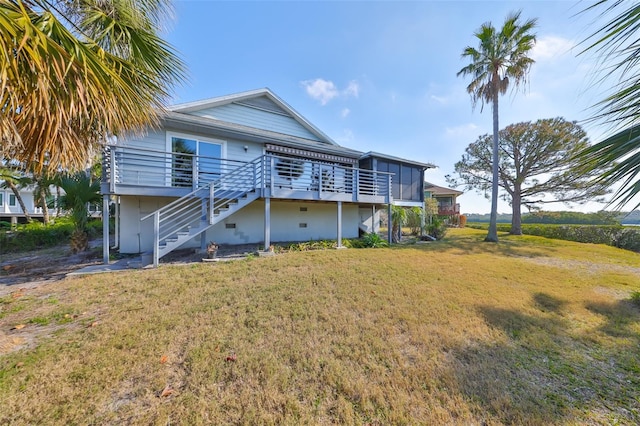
424;182;463;219
101;89;434;266
0;183;55;225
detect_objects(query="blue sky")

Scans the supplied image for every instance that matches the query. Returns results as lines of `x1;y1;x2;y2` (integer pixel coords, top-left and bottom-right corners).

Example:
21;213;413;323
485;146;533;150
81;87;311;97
164;0;613;214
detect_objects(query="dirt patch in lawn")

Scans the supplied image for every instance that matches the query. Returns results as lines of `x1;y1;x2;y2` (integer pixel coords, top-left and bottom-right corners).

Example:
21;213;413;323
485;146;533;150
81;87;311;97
0;242;105;297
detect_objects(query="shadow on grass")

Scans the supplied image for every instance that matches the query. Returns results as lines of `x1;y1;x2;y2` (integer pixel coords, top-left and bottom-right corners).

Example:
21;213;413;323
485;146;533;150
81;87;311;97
444;293;640;424
534;292;567;314
585;299;640;339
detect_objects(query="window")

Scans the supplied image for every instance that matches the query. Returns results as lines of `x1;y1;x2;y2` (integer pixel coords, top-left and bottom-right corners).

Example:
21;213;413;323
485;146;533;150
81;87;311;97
376;160;422;201
9;194;16;207
388;163;401;200
169;134;224;187
0;192;3;206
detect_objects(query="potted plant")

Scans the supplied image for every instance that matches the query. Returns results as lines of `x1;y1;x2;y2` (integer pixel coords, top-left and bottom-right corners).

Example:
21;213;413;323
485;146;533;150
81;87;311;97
206;241;219;259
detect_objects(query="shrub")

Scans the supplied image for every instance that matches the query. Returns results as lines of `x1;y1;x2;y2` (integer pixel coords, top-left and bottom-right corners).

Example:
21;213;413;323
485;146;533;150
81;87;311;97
612;228;640;252
405;207;424;236
361;232;388;248
463;222;640;253
0;218;76;254
427;218;448;240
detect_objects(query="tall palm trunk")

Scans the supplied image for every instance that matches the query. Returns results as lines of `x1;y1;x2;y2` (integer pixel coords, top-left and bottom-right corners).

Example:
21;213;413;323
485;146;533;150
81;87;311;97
486;84;500;242
56;186;61;217
37;187;50;225
6;180;32;222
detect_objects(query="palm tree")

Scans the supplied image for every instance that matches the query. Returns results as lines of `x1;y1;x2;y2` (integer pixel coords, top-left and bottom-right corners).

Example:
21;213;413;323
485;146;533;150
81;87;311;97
0;0;185;172
578;2;640;209
391;205;407;243
31;169;58;226
457;11;537;242
58;172;102;253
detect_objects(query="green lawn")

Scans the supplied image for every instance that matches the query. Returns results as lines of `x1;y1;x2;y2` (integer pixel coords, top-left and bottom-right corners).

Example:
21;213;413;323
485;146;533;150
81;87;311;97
1;228;639;425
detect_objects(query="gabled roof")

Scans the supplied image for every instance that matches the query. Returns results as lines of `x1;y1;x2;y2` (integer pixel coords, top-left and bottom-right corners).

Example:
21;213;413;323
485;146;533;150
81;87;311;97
161;111;362;159
360;151;435;169
424;181;463;196
169;88;338;146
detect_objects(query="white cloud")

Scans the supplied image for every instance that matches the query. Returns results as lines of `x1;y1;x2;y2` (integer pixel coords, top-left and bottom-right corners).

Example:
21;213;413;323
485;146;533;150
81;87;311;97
341;108;351;118
301;78;360;105
344;80;360;98
301;78;339;105
531;35;575;62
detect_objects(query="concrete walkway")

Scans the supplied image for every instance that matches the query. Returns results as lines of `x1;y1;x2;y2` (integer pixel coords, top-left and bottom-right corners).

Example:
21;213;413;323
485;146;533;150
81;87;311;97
66;258;136;277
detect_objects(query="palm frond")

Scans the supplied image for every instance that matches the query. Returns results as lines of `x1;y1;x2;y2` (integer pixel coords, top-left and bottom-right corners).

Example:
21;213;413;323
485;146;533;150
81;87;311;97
0;0;185;172
579;125;640;209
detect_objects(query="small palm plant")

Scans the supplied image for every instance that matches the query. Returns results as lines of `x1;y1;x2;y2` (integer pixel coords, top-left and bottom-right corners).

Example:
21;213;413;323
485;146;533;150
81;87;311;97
362;232;388;248
58;172;101;253
391;205;407;243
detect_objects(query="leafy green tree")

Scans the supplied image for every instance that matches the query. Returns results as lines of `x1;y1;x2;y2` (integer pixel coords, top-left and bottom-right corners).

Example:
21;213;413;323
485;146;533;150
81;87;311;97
458;11;537;242
0;0;185;172
57;172;101;253
577;2;640;209
449;118;609;235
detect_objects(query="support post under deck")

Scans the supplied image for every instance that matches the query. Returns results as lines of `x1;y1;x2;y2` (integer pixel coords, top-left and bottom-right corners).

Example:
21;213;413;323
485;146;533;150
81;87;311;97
264;197;271;250
387;203;392;243
336;201;343;248
102;194;110;264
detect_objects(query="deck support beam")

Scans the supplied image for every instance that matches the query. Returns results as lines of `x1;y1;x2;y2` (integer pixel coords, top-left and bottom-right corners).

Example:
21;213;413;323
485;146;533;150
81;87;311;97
336;201;343;248
264;197;271;250
372;205;376;234
113;196;120;249
387;203;392;243
102;194;110;264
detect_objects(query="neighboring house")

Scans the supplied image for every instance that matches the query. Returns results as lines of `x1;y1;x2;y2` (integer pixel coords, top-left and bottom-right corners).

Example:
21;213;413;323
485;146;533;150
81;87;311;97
0;184;53;224
424;182;463;218
101;89;434;266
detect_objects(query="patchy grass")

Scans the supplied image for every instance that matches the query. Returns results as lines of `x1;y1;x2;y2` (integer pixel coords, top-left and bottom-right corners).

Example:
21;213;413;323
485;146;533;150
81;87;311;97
1;228;639;424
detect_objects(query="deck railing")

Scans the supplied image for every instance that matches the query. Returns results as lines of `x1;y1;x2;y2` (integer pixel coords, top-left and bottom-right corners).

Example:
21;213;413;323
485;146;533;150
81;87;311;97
439;203;460;216
103;145;392;203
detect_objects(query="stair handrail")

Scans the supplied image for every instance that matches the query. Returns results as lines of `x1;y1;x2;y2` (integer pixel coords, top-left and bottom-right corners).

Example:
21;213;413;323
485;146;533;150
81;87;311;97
140;156;264;266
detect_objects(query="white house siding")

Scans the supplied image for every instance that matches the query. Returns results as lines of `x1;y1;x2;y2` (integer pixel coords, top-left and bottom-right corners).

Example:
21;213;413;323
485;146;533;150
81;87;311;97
358;206;381;234
118;129;168;187
118;195;178;253
224;137;263;163
1;189;35;215
202;201;359;246
192;103;322;142
121;128;166;151
118;196;360;253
